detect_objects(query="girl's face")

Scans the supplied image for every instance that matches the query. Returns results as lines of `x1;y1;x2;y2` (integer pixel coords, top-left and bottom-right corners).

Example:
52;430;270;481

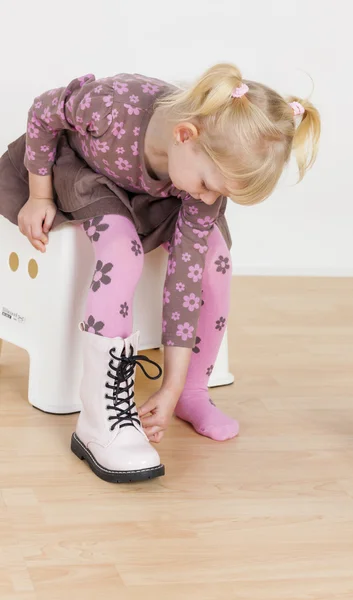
167;123;230;205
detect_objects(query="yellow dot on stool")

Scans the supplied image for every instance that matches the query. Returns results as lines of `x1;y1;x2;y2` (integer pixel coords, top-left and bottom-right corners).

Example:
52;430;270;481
28;259;39;279
9;252;19;272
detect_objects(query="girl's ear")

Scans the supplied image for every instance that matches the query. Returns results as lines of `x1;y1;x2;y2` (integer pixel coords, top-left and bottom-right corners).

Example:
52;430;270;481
173;122;199;144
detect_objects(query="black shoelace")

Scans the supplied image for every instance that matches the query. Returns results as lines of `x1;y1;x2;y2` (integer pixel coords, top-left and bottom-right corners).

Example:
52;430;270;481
105;346;162;431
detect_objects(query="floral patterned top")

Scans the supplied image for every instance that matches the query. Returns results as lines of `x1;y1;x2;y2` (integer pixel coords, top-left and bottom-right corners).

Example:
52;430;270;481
24;73;224;348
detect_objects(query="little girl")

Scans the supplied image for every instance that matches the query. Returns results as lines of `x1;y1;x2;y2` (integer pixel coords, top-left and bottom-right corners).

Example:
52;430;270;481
0;63;320;483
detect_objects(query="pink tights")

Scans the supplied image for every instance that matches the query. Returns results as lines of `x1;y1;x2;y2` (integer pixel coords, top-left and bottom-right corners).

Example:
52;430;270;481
82;214;238;441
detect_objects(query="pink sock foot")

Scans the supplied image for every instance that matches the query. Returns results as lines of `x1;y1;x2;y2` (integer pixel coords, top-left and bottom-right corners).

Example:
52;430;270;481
175;393;239;441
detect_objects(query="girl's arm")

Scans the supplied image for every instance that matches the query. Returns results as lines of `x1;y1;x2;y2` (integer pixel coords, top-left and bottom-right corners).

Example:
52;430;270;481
138;194;224;441
161;194;223;348
138;345;192;442
24;74;110;177
17;172;57;252
28;172;53;198
162;345;192;395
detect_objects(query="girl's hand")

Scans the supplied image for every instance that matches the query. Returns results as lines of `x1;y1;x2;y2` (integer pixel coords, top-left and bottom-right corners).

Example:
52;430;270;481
18;196;57;253
138;387;179;443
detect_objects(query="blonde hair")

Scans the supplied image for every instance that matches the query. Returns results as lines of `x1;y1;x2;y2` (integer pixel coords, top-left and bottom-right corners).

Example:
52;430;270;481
157;63;321;205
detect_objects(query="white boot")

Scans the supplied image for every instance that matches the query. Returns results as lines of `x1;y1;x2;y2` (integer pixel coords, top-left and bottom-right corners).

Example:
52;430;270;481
71;327;165;483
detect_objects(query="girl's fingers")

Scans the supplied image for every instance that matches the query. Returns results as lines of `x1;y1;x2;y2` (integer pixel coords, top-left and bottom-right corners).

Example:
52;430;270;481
43;206;56;233
143;425;163;438
28;225;46;252
31;222;48;244
31;221;44;241
151;431;164;443
141;414;159;428
28;236;45;253
33;240;46;252
138;399;156;417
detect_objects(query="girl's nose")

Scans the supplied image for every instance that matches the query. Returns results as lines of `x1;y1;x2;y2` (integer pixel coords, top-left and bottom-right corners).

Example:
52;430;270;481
201;191;219;205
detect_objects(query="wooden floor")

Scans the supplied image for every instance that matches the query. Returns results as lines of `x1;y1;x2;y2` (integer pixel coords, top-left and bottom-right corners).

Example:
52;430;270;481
0;277;353;600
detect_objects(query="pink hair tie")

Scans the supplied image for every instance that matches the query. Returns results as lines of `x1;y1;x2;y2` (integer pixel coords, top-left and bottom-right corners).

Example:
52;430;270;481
289;101;305;116
232;83;249;98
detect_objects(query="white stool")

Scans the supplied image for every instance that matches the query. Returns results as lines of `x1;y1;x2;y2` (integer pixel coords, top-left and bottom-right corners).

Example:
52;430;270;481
0;216;234;414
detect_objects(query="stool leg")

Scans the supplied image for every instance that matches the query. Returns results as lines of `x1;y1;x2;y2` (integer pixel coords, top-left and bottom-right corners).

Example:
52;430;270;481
27;348;82;414
208;327;234;388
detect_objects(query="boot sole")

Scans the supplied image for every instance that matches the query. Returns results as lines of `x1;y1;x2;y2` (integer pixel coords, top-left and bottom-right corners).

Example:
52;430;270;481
71;433;165;483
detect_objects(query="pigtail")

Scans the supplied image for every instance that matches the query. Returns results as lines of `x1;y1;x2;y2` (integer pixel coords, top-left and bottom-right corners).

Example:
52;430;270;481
288;96;321;181
157;63;247;119
186;63;245;117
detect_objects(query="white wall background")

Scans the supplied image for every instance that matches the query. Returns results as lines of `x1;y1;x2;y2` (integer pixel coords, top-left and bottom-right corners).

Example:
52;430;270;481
1;0;352;275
